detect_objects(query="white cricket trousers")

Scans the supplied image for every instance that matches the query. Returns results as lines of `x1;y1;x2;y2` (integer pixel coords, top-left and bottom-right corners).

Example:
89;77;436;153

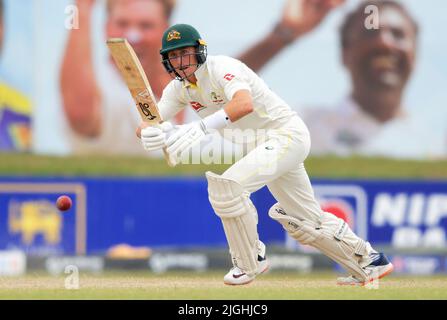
221;116;323;224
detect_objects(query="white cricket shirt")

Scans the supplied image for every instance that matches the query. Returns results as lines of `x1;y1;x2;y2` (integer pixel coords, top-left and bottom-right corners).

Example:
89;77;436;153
158;55;301;140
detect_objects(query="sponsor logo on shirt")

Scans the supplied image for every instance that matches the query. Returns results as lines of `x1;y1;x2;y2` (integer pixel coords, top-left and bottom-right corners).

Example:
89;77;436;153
190;101;206;112
223;74;235;81
210;92;224;104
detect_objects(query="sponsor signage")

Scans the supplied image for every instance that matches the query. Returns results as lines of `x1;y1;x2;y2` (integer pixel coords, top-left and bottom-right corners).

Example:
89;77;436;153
0;181;86;255
45;256;104;275
1;177;446;255
254;179;447;249
0;250;26;276
149;253;209;273
390;255;444;275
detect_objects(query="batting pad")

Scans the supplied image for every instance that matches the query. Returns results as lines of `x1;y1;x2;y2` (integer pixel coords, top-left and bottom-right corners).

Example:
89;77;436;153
268;203;373;281
206;171;259;276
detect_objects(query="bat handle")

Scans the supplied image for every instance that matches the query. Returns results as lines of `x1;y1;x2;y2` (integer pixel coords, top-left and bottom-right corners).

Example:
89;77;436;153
162;123;178;167
163;147;177;167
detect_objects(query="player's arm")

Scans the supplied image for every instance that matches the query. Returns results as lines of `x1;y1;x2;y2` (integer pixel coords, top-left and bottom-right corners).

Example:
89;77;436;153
165;74;254;164
60;0;102;137
164;88;252;140
191;89;252;132
223;90;253;122
237;0;344;73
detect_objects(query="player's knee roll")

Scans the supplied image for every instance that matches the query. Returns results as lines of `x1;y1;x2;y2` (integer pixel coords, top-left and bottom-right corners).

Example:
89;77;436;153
206;171;251;218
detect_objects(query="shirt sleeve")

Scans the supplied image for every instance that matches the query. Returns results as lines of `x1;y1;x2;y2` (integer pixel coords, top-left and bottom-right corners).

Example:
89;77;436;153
211;57;252;101
157;81;187;121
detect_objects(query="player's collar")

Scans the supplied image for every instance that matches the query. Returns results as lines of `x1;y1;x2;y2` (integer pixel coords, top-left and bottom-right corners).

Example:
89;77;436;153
182;61;207;88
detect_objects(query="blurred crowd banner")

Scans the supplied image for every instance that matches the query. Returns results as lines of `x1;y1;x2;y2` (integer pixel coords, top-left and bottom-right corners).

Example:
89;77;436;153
0;177;446;255
0;0;446;158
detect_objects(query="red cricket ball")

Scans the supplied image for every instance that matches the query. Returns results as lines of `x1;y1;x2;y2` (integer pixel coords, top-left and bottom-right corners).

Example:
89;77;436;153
56;195;72;211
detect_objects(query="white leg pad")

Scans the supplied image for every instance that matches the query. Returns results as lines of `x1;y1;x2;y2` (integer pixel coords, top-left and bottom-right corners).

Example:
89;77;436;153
269;203;373;281
206;171;259;276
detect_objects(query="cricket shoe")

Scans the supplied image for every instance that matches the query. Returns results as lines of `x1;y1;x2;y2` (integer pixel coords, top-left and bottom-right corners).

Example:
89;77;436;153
223;242;269;286
337;252;394;286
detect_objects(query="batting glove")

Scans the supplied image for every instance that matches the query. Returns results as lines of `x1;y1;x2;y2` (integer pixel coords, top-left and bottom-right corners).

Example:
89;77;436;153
165;121;207;162
140;122;173;152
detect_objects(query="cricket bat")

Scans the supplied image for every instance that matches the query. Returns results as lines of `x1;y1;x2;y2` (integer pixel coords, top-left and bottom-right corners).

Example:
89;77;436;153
106;38;175;167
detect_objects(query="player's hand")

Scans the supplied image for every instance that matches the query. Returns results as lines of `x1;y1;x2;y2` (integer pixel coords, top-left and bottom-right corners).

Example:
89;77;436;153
165;121;207;163
139;122;173;152
279;0;345;39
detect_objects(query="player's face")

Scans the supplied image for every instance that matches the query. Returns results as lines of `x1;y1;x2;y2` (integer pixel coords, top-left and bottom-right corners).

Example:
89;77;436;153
167;46;199;80
343;6;417;92
106;0;169;63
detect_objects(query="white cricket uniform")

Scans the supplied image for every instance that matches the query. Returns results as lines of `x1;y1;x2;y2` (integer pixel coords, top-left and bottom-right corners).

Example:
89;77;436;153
302;97;446;159
158;55;323;223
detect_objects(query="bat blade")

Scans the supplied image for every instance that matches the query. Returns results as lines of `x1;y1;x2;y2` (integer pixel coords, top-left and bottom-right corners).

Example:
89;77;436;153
107;38;161;125
107;38;176;166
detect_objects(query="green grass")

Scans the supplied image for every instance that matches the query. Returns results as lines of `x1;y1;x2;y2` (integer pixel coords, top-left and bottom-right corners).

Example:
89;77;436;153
1;153;447;178
0;153;229;177
1;271;446;300
306;156;447;179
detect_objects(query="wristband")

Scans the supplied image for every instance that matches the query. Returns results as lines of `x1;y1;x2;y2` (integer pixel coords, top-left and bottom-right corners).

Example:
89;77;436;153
202;109;231;132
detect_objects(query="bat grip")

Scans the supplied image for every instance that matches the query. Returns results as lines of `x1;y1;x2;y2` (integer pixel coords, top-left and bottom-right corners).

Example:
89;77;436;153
163;147;177;167
160;122;177;167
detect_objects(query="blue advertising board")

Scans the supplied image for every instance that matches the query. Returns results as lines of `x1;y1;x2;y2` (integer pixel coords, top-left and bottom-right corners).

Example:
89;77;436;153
309;180;447;249
0;177;446;255
0;177;226;255
0;181;85;255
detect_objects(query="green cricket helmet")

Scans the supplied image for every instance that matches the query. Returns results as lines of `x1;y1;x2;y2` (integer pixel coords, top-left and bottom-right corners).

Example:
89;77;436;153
160;24;207;81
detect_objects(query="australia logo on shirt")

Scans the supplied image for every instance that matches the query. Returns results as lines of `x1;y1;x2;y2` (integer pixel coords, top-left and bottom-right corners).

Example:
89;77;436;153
190;101;206;112
210;92;224;104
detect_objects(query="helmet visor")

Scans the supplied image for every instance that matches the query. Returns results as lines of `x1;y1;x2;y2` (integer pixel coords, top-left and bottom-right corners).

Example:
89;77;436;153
163;51;200;81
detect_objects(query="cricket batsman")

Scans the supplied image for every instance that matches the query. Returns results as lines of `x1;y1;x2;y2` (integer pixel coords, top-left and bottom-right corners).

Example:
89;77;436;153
139;24;394;286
